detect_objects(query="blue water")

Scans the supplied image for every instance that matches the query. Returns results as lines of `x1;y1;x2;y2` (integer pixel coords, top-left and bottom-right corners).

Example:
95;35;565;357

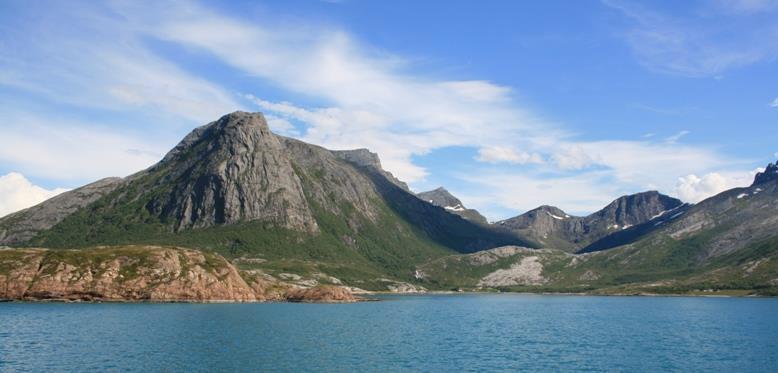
1;294;777;372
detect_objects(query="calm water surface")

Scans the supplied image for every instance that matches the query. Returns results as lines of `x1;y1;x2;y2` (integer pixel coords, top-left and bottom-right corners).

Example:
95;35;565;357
1;294;777;372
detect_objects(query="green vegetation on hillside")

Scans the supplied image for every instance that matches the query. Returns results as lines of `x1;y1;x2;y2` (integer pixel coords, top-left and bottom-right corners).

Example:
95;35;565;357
417;231;778;295
25;173;459;289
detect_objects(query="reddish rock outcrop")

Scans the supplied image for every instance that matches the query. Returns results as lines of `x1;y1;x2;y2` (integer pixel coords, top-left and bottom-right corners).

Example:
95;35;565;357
285;285;359;303
0;246;364;303
0;246;278;302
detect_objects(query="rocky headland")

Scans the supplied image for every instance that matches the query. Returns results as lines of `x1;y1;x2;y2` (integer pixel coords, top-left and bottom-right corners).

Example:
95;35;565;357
0;246;362;303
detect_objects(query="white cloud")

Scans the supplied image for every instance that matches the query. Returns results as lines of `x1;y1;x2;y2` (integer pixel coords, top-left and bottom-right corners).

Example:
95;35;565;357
664;130;690;144
567;140;730;187
0;173;68;218
460;139;736;218
113;1;743;208
459;171;622;217
552;145;601;170
0;0;754;216
604;0;778;77
108;3;560;183
0;3;241;123
265;115;300;137
675;169;761;203
770;98;778;107
476;147;543;165
0;112;165;181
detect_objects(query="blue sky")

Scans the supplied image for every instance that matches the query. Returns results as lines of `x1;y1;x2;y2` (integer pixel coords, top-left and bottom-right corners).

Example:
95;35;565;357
0;0;776;219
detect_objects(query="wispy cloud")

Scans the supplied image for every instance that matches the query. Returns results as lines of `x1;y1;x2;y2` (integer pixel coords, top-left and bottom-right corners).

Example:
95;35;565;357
101;1;570;183
459;170;621;216
0;112;165;182
0;2;241;123
771;98;778;107
0;0;756;219
475;147;544;165
664;130;690;144
713;0;778;14
603;0;778;77
119;0;745;213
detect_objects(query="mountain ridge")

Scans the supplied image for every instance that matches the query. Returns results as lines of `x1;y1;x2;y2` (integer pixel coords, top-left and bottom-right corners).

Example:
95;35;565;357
0;111;775;296
496;191;684;252
0;111;528;289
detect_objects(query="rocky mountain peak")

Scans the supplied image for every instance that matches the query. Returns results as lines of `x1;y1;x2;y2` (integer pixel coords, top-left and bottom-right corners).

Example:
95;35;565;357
159;111;271;165
592;191;682;227
331;148;382;169
497;191;684;252
143;111;318;232
416;187;488;224
215;110;270;130
753;161;778;185
417;187;462;207
331;148;410;191
531;205;570;218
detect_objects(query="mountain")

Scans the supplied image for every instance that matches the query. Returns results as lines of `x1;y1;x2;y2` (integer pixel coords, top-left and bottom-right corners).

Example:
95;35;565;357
754;161;778;184
0;177;123;245
416;187;488;224
419;160;778;296
649;160;778;260
0;112;528;289
1;112;774;297
496;191;685;252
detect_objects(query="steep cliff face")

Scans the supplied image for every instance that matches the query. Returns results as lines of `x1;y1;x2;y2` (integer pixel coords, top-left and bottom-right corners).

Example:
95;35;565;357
497;191;684;252
142;111;318;232
416;187;488;224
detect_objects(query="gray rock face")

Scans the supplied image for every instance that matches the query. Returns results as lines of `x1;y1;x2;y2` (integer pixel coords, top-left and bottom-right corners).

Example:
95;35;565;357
331;149;410;191
660;166;778;260
497;191;684;252
417;187;462;209
0;111;526;255
0;177;123;245
330;148;381;169
143;111;318;232
753;161;778;185
496;205;583;251
280;138;383;224
588;191;683;229
416;187;488;224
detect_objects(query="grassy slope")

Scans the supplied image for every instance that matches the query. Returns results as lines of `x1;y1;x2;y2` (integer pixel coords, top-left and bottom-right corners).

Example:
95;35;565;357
23;170;455;290
24;195;778;293
0;246;235;281
417;230;778;295
418;249;573;291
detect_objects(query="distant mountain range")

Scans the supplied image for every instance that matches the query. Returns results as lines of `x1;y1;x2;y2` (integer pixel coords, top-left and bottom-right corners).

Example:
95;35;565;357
1;111;776;299
495;191;690;253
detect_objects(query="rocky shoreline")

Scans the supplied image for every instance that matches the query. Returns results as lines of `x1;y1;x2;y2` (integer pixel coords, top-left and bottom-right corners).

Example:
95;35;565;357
0;246;362;304
1;245;770;304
